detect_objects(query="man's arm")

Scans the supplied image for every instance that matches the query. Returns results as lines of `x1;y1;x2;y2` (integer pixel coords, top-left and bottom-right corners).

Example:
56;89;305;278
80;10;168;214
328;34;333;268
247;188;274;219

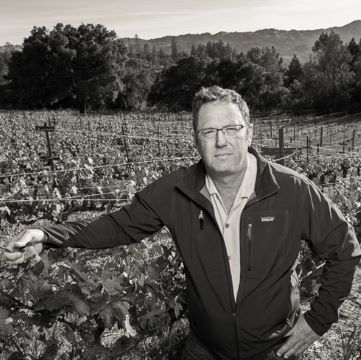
278;179;361;358
300;181;361;335
5;189;166;264
43;193;164;249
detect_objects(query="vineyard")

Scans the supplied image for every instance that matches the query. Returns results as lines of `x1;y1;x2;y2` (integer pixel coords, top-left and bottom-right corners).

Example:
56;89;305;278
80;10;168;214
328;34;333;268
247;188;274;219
0;110;360;359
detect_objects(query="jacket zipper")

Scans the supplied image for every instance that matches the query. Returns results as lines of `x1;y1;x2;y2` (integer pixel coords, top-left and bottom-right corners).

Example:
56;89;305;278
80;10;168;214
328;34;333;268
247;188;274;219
247;223;253;271
198;206;240;358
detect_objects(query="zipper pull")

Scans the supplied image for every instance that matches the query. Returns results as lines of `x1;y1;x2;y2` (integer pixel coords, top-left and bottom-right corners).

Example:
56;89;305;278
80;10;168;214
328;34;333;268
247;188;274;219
198;210;204;230
247;223;253;271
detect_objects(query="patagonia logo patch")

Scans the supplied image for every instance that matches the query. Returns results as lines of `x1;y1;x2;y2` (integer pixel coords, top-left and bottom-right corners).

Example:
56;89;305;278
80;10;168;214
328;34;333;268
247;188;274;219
261;216;275;222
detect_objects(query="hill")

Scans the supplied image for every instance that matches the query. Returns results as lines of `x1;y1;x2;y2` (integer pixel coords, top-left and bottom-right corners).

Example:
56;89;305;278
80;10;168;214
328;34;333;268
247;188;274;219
123;20;361;62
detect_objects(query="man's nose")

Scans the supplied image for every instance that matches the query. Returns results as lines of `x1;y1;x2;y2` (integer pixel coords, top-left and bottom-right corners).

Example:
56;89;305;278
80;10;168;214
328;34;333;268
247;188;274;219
215;129;227;147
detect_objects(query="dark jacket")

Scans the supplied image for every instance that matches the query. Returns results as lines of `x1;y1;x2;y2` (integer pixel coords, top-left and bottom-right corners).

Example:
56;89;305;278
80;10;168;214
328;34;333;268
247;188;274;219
43;148;361;359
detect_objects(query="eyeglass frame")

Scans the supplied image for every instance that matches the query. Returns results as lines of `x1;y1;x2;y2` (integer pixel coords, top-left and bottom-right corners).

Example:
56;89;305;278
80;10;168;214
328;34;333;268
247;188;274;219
195;124;248;140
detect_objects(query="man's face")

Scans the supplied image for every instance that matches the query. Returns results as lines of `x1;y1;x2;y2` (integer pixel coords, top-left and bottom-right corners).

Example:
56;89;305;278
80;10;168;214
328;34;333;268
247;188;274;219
195;101;253;177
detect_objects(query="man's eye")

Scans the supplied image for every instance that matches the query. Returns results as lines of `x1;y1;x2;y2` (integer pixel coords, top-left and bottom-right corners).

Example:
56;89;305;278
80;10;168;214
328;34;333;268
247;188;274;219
202;129;215;136
225;126;240;135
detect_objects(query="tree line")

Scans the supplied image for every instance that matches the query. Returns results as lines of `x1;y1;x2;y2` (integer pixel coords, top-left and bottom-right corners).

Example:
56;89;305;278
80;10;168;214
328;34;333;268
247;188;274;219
0;23;361;114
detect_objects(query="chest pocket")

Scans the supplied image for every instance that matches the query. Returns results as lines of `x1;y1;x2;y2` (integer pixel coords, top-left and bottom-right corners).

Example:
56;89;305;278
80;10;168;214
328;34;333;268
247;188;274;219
243;210;289;278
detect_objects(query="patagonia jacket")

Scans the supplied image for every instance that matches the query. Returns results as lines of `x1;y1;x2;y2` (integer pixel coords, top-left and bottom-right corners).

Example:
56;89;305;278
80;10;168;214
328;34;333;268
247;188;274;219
43;147;361;359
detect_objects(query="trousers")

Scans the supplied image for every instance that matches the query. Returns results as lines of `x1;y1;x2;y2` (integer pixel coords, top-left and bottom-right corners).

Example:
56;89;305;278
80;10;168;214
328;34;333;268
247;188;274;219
180;333;299;360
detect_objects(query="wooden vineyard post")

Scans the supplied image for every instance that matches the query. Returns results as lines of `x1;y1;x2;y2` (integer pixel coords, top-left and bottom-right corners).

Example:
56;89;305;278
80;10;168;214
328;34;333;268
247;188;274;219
10;117;16;146
352;129;356;151
157;125;161;155
269;122;273;138
293;124;296;142
35;122;59;171
306;136;310;162
319;127;323;147
122;125;130;165
279;128;284;149
87;117;93;151
278;128;284;165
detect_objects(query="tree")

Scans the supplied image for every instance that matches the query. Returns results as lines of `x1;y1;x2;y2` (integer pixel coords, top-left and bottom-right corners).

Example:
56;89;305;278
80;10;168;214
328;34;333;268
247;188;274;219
0;43;18;85
215;59;242;89
134;34;141;56
149;56;210;110
6;26;58;108
307;31;354;112
151;45;158;65
171;37;179;61
6;23;127;111
284;55;303;87
347;38;360;66
246;46;283;73
204;40;233;60
348;38;361;110
116;58;155;110
242;47;287;111
66;24;127;112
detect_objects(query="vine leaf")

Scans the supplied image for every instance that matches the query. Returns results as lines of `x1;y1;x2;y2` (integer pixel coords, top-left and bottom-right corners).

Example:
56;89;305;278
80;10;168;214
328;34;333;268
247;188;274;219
112;300;130;325
39;339;58;360
36;287;90;316
99;303;114;329
0;307;13;337
138;306;170;334
101;271;124;296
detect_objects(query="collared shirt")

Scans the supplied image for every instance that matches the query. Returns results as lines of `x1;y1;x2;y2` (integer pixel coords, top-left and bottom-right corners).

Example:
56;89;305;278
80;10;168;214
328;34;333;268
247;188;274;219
205;153;257;299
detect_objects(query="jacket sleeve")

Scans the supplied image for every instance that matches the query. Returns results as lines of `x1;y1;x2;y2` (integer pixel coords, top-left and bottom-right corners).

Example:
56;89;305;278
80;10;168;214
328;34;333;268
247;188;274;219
300;180;361;336
42;189;165;249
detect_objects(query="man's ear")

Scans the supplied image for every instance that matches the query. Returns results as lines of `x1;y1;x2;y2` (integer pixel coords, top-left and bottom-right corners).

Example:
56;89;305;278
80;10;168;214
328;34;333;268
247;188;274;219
194;133;199;150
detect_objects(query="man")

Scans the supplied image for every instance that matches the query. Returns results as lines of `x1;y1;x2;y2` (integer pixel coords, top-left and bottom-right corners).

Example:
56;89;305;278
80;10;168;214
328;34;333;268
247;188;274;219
5;86;361;359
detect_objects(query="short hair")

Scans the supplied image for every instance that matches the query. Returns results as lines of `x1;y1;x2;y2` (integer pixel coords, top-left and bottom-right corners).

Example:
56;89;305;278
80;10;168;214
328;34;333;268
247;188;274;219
192;86;250;131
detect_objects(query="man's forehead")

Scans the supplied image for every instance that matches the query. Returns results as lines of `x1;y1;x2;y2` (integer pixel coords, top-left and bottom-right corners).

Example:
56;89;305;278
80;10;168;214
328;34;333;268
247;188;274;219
198;101;244;122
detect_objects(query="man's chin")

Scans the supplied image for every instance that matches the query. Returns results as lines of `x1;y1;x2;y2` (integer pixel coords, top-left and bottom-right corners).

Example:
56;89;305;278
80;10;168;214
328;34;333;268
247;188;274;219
208;166;242;177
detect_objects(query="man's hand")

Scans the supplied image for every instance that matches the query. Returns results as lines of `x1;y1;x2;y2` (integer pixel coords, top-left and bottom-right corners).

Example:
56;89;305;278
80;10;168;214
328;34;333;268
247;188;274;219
4;229;45;266
276;313;320;358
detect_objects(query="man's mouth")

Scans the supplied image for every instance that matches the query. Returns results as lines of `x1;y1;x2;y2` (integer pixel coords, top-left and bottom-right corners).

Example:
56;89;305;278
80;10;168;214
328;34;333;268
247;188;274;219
215;153;232;157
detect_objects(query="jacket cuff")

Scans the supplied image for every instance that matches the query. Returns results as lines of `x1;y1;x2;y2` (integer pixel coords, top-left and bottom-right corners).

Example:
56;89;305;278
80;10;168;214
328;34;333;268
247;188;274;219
41;226;69;248
303;311;330;336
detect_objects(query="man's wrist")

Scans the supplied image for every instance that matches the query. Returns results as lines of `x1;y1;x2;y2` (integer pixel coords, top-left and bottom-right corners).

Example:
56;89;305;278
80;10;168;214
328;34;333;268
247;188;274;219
303;311;328;336
34;229;48;243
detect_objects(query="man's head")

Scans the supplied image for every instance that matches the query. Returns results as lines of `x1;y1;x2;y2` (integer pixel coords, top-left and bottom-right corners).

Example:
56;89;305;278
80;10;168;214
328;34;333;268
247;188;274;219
192;86;250;132
192;86;253;178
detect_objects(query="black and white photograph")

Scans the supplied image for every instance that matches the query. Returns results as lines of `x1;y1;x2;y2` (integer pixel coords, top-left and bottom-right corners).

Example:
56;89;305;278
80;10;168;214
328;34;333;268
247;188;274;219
0;1;361;359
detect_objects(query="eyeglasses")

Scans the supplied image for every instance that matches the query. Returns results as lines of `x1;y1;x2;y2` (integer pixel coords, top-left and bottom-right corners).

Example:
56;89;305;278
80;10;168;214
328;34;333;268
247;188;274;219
196;124;246;140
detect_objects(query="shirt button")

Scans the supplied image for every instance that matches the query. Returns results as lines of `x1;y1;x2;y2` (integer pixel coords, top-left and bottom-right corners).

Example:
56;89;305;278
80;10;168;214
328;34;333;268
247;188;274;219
225;223;230;228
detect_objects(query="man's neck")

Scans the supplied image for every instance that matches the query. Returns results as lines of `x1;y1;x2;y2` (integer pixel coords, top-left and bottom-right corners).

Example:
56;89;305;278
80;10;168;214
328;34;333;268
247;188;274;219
208;169;246;193
208;170;246;215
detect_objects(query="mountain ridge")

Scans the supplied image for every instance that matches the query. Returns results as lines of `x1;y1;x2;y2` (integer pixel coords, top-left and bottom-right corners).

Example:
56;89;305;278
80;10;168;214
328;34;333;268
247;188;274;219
123;20;361;62
2;21;361;62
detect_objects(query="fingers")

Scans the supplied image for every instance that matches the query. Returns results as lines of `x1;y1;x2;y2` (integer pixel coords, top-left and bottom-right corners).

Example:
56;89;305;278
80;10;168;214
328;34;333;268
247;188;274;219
3;229;45;267
14;229;45;248
277;328;319;358
5;251;25;265
286;342;310;357
277;335;296;357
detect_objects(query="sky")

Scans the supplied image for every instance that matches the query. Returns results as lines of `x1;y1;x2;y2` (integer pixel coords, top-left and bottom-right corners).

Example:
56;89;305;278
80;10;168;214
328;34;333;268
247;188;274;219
1;0;361;45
